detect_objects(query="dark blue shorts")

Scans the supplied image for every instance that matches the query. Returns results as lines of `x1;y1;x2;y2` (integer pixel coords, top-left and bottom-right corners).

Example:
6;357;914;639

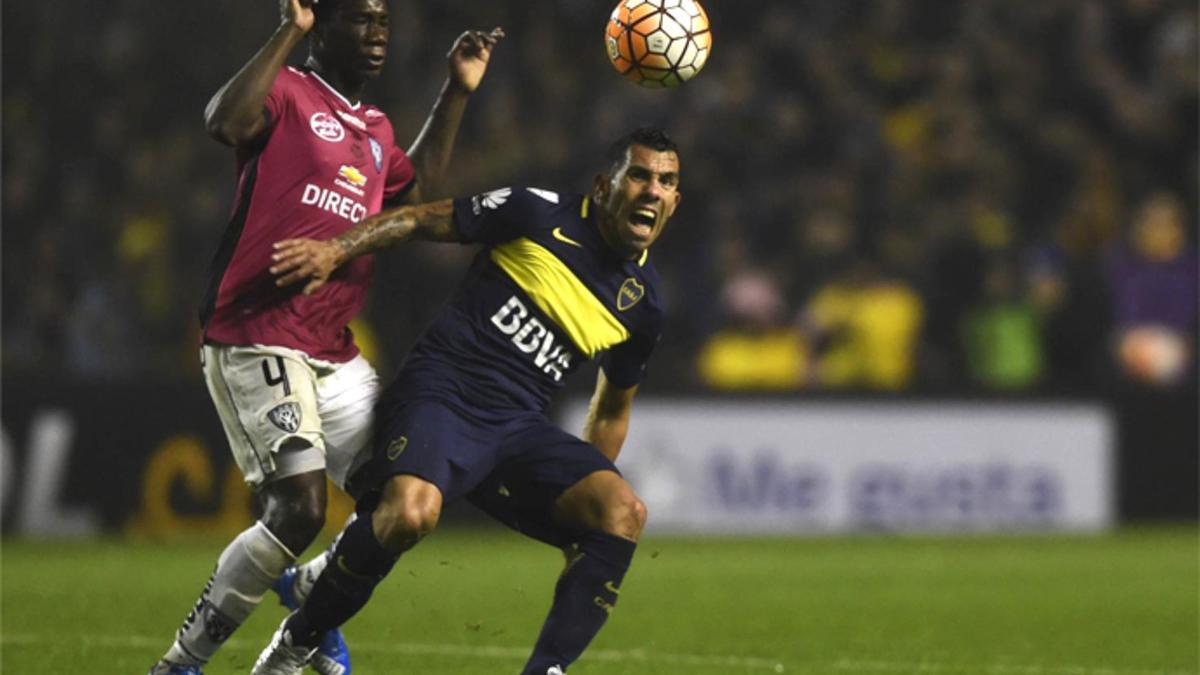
359;398;619;547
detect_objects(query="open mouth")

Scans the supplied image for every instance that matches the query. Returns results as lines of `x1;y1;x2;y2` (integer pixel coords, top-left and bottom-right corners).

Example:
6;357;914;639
629;207;657;229
364;53;386;68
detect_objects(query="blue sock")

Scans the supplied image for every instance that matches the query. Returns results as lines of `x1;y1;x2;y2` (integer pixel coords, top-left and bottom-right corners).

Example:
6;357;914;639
521;531;637;675
285;510;396;646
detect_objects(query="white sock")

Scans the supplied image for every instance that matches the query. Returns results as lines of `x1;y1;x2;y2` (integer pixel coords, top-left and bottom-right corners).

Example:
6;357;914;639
292;513;356;605
293;550;330;606
161;521;296;665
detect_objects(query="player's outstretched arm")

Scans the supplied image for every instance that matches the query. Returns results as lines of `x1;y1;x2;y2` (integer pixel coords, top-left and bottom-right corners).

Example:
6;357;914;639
583;371;639;463
204;0;315;146
270;198;459;294
398;27;505;204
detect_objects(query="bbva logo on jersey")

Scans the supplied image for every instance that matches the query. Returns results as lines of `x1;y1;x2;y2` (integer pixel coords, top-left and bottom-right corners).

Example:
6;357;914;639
490;295;573;381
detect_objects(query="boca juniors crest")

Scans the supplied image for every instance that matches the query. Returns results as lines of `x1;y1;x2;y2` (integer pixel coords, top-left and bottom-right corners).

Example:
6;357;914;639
617;278;644;311
368;137;383;173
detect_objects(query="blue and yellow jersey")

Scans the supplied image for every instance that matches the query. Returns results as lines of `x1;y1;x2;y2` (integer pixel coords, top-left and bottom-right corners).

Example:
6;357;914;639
390;187;664;419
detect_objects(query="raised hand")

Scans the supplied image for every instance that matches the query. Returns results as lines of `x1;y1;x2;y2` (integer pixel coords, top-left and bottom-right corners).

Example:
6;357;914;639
447;27;506;93
281;0;317;33
271;237;345;295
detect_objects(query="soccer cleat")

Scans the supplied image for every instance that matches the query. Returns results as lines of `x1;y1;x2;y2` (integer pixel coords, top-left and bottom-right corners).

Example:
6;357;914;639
147;660;203;675
547;667;565;675
272;566;352;675
310;632;350;675
251;619;316;675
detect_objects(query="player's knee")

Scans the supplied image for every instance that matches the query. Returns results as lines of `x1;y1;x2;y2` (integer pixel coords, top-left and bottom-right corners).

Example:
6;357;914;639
373;503;439;553
276;493;327;539
600;489;647;541
631;495;649;531
373;481;441;554
261;476;327;552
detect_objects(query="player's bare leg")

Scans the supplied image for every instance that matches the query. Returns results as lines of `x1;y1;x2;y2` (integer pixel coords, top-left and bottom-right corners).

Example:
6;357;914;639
252;475;441;674
152;467;326;673
521;470;647;675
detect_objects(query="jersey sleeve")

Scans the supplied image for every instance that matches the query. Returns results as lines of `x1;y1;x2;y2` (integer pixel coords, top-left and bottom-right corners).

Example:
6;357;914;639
383;146;417;201
600;319;662;389
452;187;555;245
262;67;298;131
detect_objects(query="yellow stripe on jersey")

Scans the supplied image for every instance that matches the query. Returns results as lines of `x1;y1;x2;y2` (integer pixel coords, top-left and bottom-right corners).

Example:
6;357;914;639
490;238;629;357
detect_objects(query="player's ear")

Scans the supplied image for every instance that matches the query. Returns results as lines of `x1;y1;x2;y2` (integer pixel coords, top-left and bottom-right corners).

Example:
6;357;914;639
592;173;610;203
666;189;681;217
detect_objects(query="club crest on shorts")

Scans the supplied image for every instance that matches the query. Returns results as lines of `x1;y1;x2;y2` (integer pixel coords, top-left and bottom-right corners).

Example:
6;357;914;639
368;137;383;173
617;278;645;311
267;402;302;433
386;435;409;461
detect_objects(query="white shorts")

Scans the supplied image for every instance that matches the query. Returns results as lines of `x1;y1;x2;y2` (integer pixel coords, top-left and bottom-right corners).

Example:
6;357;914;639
201;343;379;490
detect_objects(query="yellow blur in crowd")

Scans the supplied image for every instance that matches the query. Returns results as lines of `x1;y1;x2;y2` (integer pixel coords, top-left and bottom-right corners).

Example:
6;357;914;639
804;274;923;390
697;327;808;391
696;267;923;392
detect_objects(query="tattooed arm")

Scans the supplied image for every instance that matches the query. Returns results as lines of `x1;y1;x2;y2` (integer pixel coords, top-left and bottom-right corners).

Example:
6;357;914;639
270;198;457;295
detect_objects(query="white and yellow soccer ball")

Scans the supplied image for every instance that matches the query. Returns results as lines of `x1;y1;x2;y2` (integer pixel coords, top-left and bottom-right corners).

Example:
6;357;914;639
606;0;712;88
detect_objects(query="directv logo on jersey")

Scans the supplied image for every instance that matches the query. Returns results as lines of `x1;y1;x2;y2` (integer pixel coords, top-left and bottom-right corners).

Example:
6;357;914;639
490;296;573;381
302;184;367;223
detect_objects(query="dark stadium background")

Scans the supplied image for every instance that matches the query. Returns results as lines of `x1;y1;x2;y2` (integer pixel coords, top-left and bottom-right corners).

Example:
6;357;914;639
2;2;1199;674
2;0;1196;533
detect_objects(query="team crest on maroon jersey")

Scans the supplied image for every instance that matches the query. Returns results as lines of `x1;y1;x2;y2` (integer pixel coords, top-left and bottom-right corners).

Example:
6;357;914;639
368;137;383;172
310;112;345;142
267;402;302;433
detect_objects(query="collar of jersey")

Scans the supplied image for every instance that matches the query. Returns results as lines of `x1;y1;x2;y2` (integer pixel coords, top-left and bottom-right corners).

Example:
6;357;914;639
304;68;363;110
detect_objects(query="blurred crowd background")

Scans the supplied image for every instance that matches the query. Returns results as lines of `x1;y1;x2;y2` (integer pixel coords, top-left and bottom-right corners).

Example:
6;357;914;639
3;0;1197;398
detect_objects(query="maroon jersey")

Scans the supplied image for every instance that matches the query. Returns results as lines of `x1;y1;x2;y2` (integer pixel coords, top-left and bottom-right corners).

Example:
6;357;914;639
200;66;416;362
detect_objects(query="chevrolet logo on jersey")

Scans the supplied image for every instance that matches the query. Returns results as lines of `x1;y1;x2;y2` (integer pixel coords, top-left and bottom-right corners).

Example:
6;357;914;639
338;165;367;187
490;296;574;381
617;278;645;311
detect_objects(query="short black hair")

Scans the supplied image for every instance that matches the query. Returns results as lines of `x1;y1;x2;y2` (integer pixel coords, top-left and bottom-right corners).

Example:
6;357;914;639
605;126;679;173
313;0;350;26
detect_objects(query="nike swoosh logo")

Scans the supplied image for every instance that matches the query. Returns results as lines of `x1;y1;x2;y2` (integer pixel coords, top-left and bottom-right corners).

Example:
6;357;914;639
335;555;374;581
552;227;583;248
604;581;621;595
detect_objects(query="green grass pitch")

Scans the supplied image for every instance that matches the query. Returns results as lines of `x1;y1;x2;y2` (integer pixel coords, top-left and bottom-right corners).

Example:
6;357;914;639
2;526;1196;674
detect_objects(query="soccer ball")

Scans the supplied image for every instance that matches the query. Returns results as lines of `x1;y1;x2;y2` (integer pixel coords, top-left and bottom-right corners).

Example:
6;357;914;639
606;0;712;88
